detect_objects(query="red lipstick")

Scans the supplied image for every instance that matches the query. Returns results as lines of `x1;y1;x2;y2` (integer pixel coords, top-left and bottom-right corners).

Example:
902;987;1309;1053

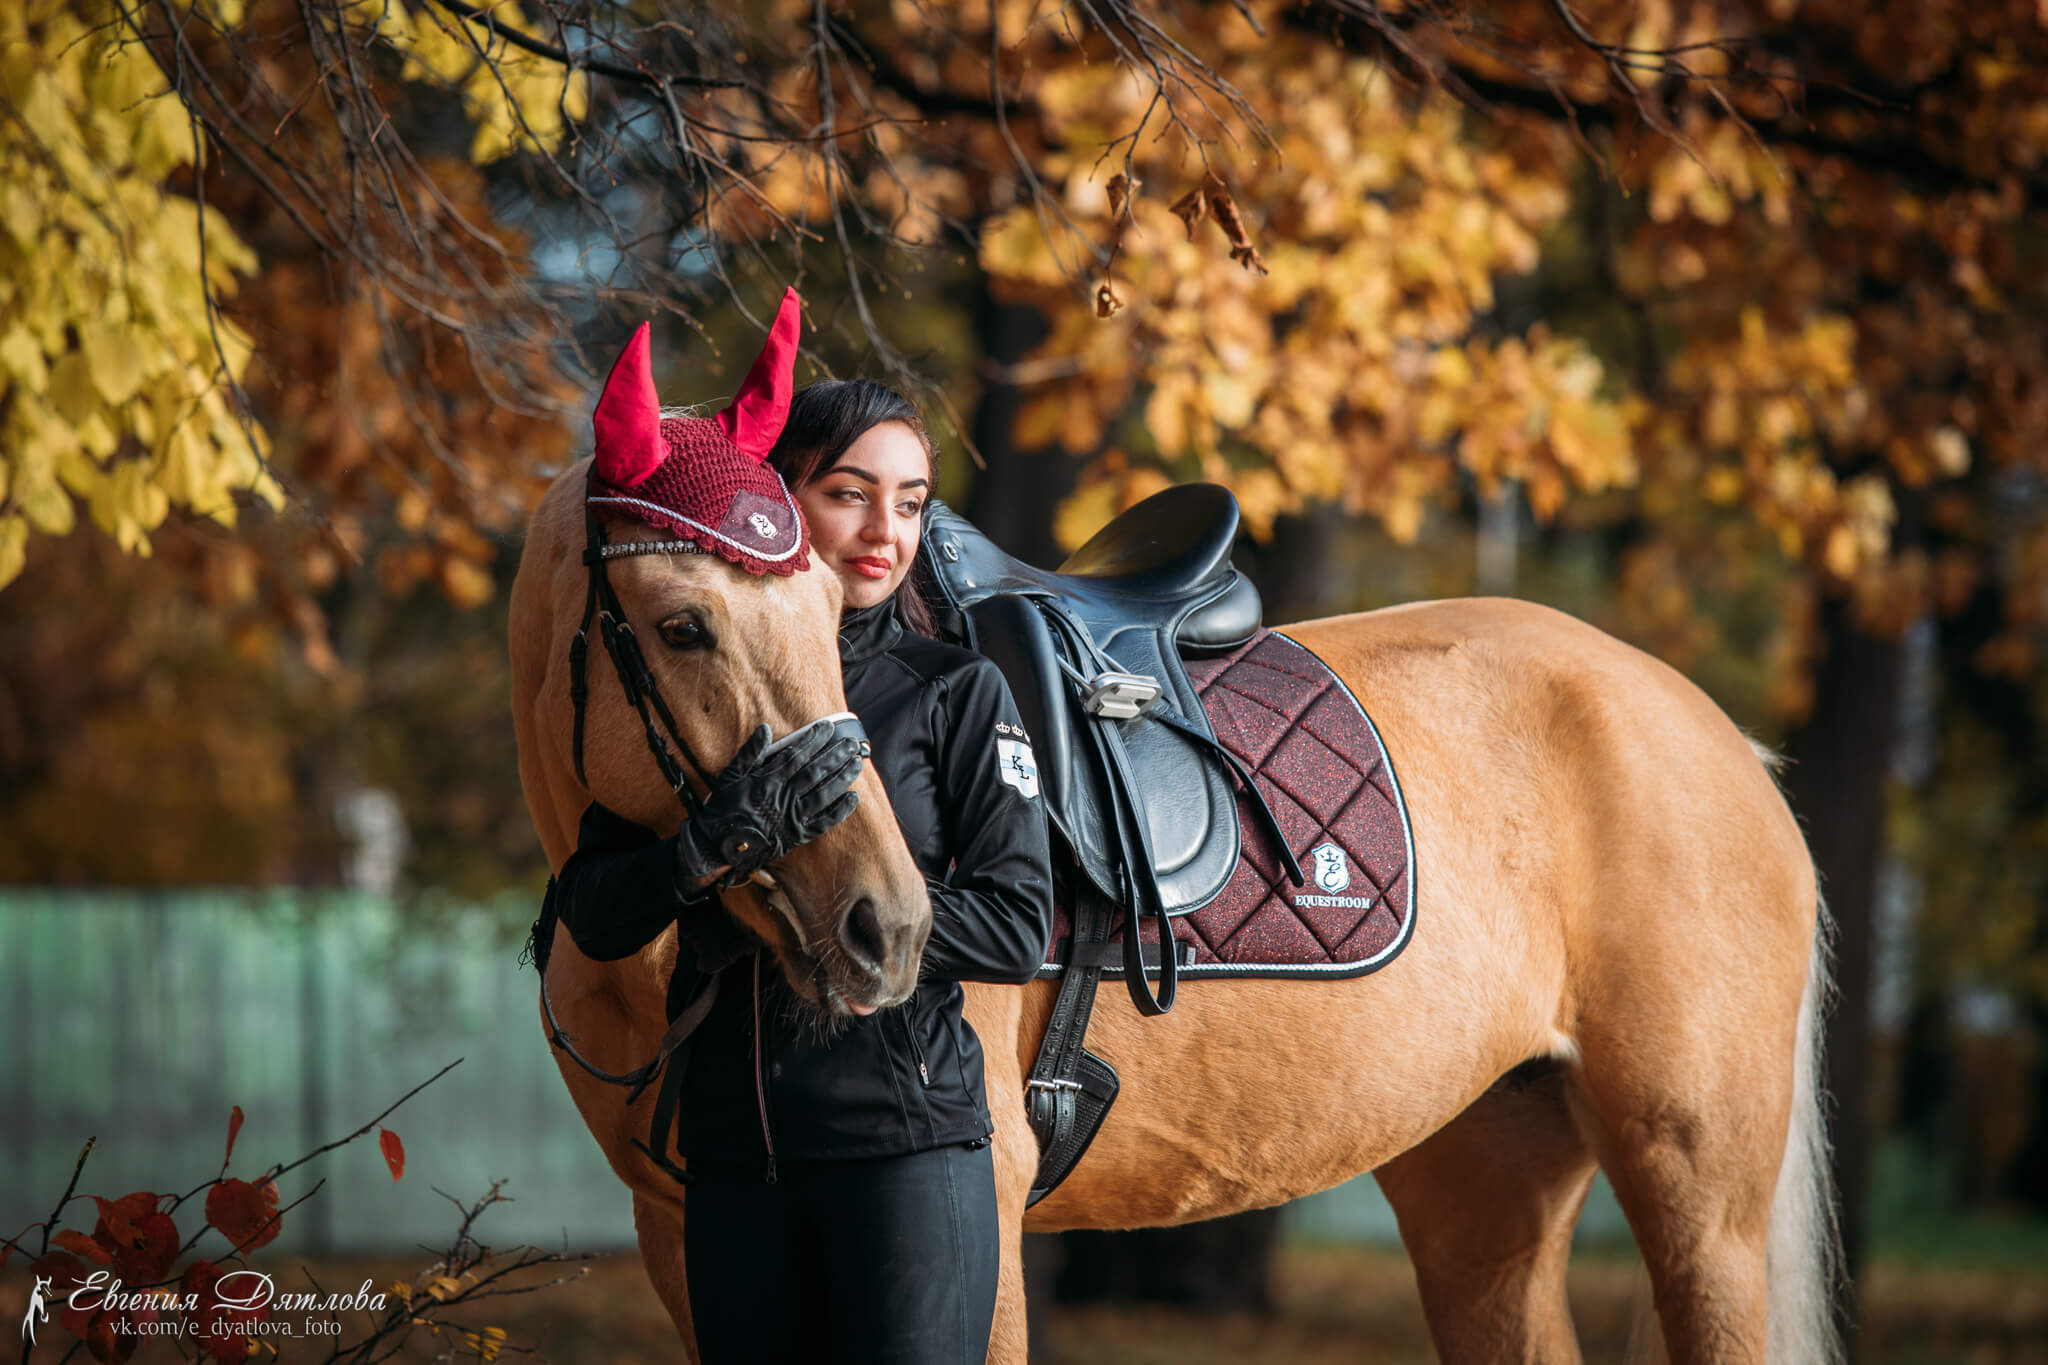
846;556;891;579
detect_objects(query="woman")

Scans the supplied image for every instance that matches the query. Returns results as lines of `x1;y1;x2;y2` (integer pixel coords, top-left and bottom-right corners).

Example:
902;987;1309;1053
546;378;1055;1364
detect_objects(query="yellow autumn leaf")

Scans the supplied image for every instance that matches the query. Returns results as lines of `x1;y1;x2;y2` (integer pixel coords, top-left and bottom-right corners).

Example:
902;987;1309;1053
979;207;1080;288
1;184;40;244
440;556;496;608
47;350;99;426
0;514;24;589
1053;479;1121;553
0;326;48;391
1;2;271;582
1012;393;1069;450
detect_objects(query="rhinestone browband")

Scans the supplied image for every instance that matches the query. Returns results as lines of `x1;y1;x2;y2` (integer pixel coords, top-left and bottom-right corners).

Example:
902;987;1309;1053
593;539;709;561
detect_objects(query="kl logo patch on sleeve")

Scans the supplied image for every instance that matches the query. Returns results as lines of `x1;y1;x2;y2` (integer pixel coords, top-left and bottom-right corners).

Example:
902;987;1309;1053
997;737;1039;799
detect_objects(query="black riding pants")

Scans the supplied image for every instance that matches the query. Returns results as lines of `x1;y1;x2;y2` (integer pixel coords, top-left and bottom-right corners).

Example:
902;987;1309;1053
682;1141;999;1364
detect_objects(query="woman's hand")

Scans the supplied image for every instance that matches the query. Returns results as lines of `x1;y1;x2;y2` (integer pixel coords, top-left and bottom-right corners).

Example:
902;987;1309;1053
675;723;864;887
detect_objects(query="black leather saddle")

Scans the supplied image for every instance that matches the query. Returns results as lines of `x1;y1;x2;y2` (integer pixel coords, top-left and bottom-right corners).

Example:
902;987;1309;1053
923;485;1251;908
921;485;1301;1011
921;484;1306;1204
925;482;1262;653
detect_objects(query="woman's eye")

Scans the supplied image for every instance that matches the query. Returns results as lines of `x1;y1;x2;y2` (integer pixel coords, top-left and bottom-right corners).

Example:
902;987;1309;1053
899;500;924;516
659;616;711;650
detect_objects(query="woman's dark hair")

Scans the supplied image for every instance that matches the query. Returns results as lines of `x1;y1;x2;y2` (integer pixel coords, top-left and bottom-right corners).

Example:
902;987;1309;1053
767;379;942;637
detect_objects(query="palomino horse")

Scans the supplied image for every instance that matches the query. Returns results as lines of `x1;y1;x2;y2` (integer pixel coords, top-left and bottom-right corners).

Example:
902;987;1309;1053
510;460;1839;1364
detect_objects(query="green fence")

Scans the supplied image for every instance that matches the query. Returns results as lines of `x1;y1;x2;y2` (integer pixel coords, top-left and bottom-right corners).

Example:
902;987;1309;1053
1;891;632;1255
0;891;1629;1255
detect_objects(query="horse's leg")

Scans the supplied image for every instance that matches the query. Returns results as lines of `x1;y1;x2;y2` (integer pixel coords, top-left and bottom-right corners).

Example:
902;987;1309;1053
966;983;1037;1365
1567;936;1809;1365
985;1105;1036;1365
630;1192;700;1363
536;961;707;1361
1375;1059;1598;1364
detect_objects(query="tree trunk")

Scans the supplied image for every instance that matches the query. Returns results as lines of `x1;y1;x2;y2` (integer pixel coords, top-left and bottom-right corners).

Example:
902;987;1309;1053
1779;592;1908;1362
961;288;1069;565
1237;505;1349;624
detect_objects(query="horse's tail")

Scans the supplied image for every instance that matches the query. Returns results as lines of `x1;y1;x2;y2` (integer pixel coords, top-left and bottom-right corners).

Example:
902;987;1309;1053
1765;886;1845;1365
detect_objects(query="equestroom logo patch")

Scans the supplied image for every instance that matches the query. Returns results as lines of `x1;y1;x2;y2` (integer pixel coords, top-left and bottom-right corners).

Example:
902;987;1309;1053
1312;843;1351;893
1295;843;1375;910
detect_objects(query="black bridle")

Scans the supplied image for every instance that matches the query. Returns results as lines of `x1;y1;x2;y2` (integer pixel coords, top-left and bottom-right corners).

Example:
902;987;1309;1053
533;468;746;1187
568;492;717;812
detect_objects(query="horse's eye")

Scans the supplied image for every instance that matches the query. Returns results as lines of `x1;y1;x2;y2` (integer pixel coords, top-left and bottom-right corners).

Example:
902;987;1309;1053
659;615;711;650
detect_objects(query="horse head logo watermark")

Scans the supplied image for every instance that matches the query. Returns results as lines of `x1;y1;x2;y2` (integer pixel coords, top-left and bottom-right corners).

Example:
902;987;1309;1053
21;1275;51;1346
1310;842;1351;894
748;512;777;539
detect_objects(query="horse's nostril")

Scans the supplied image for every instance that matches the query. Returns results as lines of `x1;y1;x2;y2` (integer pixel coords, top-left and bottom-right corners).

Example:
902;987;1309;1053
840;897;887;973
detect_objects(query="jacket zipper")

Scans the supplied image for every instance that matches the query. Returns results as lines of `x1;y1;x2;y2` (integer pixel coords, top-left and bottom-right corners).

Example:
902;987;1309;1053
752;954;777;1183
902;989;930;1087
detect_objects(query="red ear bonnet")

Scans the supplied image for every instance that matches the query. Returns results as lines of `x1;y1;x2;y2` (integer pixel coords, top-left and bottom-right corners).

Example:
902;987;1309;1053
591;323;663;487
714;288;801;459
585;292;810;576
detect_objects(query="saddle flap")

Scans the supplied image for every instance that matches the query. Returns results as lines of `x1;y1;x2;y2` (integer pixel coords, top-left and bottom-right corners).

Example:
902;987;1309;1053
977;592;1240;915
1078;613;1241;906
962;593;1119;902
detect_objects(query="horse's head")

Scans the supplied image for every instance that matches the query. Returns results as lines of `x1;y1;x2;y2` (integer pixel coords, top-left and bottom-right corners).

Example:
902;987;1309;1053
509;297;931;1022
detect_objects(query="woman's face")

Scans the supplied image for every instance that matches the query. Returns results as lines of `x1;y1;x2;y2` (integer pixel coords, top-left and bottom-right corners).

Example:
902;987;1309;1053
796;420;930;611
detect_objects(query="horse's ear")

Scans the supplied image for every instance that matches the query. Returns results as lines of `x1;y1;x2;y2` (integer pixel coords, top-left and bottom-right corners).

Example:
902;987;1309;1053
593;322;663;487
714;287;801;461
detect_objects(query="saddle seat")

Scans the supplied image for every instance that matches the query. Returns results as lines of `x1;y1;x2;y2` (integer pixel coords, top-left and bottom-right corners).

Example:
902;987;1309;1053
924;483;1261;654
921;485;1262;922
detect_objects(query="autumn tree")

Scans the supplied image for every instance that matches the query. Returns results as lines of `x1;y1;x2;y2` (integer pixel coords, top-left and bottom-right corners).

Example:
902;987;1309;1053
7;3;2048;1334
0;0;580;882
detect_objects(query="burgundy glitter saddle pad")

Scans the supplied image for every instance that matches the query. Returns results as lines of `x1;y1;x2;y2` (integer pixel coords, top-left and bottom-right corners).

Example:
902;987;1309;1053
1035;628;1415;981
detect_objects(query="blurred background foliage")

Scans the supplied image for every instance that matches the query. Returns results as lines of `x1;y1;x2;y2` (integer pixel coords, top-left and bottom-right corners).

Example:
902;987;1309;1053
2;0;2047;1344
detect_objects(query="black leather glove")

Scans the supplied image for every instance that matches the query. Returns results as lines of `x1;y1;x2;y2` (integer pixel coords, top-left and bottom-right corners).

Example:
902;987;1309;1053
677;721;864;888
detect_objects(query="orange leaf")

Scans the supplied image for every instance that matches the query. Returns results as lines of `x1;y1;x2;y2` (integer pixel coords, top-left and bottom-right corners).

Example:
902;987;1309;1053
1202;173;1268;276
224;1106;245;1167
112;1213;179;1283
85;1306;137;1363
180;1260;224;1309
1107;172;1131;218
379;1127;405;1181
91;1193;154;1251
88;1194;177;1281
184;1260;264;1364
204;1178;281;1253
54;1229;113;1265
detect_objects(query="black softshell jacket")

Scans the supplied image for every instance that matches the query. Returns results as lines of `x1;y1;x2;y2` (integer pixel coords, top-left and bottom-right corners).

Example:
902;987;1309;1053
547;598;1055;1164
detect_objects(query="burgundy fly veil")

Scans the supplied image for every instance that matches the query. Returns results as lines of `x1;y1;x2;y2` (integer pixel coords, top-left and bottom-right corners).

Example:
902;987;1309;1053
588;287;810;575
